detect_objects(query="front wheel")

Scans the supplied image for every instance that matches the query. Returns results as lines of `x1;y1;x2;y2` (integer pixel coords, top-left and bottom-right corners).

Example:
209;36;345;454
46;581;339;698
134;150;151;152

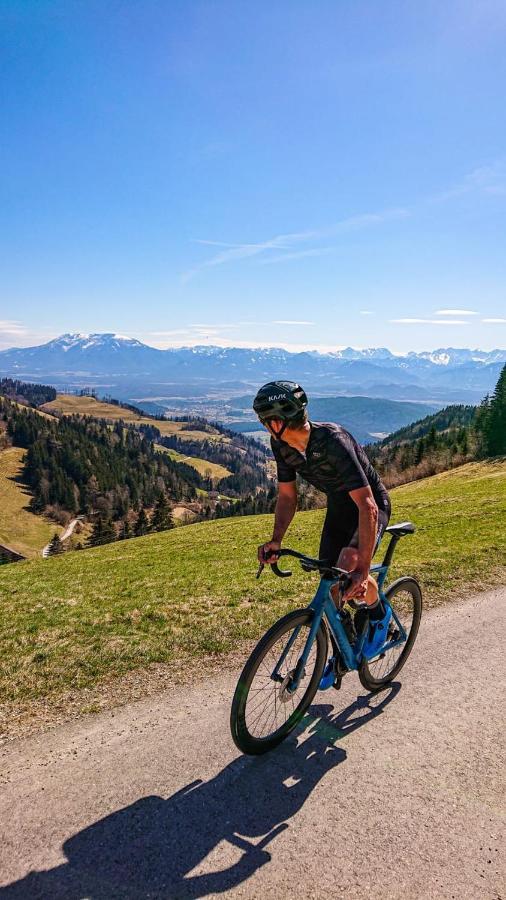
358;576;422;692
230;609;328;755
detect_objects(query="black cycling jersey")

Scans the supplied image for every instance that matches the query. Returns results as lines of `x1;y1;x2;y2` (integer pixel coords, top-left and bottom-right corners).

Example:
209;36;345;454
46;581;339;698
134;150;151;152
270;421;390;511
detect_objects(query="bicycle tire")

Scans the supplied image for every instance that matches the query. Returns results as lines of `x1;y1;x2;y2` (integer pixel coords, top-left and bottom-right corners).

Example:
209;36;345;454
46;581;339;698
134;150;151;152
230;609;328;755
358;576;422;692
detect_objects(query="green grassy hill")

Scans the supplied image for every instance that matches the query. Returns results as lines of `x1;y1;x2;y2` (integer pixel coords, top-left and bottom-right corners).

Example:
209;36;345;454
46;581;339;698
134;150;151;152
0;460;504;712
155;444;232;481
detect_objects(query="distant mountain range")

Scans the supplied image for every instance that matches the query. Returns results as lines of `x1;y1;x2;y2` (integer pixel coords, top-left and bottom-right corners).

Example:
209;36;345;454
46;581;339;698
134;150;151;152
0;333;504;404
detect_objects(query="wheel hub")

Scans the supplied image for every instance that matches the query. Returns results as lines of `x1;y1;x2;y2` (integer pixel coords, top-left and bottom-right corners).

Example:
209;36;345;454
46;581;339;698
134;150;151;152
278;668;303;703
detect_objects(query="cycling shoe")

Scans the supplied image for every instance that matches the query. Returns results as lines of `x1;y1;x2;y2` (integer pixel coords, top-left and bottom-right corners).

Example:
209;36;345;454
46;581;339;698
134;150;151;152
362;604;393;659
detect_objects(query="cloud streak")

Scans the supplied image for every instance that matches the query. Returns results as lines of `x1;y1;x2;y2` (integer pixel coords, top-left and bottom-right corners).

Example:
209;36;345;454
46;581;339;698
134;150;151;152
390;318;471;325
435;308;478;316
272;320;315;326
183;207;409;281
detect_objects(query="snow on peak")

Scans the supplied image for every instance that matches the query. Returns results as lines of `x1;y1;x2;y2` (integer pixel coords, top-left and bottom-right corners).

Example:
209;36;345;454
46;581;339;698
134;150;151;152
50;332;144;351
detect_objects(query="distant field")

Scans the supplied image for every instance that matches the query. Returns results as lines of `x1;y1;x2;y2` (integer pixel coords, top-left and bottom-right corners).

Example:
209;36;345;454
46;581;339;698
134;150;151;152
41;394;229;443
0;459;504;716
0;448;61;558
155;445;231;481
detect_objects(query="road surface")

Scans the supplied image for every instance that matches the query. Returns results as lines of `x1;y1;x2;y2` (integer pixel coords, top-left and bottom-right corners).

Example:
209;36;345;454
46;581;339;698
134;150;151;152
0;588;505;899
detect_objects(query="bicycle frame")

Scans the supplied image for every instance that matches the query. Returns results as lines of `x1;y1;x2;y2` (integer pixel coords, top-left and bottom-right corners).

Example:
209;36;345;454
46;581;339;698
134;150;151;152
271;561;408;694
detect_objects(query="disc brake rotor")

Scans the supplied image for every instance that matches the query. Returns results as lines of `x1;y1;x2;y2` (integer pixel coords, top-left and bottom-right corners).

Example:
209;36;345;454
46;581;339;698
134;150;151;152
278;668;303;703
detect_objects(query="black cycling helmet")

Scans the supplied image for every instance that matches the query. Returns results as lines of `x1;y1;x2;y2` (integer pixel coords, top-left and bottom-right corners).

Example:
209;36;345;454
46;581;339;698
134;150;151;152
253;381;308;430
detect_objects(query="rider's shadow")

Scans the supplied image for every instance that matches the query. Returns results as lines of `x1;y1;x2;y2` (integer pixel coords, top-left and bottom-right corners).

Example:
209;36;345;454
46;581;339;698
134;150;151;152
1;684;400;900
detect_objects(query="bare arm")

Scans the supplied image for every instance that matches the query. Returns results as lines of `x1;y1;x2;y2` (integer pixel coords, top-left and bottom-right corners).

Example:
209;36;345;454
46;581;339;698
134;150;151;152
258;481;298;562
272;481;298;543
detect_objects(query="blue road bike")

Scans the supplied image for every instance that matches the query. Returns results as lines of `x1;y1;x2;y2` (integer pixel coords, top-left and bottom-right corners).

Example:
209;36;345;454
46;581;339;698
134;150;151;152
231;522;422;755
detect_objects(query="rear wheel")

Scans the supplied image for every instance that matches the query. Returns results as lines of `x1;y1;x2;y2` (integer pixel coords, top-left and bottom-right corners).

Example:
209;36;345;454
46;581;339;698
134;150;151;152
230;609;328;755
358;577;422;691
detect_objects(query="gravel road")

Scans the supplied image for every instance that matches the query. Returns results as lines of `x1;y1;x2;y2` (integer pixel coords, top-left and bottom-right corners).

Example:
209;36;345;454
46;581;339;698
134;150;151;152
1;588;505;899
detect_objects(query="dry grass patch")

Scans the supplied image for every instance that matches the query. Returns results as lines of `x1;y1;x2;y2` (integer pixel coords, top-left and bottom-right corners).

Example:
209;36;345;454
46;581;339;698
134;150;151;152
0;448;62;557
41;394;228;443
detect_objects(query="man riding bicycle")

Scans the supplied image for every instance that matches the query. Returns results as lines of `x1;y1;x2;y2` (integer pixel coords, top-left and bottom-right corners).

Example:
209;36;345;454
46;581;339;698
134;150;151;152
254;380;392;633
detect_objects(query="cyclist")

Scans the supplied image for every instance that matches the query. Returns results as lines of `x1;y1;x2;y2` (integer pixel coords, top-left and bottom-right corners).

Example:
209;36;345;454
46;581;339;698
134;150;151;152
254;380;392;633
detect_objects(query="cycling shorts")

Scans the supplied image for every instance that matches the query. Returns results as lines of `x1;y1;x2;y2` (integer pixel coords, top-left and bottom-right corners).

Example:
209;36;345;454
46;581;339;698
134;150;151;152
318;496;391;567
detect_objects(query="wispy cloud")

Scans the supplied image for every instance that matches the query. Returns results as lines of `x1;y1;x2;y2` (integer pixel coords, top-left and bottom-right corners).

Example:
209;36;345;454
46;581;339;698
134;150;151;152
359;310;374;316
272;320;314;326
435;308;478;316
0;321;57;350
260;247;333;265
390;318;471;325
183;207;409;281
482;317;506;323
467;160;506;196
431;158;506;202
0;319;28;335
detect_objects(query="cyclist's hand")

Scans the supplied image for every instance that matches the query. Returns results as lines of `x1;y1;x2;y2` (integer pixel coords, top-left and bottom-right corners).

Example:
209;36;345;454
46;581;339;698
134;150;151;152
258;541;281;564
343;566;369;601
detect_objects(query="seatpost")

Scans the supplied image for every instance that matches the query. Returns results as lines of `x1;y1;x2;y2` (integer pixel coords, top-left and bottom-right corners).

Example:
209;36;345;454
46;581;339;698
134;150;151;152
381;534;399;569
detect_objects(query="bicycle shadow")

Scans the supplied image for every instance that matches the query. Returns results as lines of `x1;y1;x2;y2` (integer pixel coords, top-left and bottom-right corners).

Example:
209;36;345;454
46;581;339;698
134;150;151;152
1;683;400;899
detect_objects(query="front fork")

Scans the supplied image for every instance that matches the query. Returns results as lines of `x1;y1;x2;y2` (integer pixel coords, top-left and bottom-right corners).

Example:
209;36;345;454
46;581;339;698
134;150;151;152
271;607;325;693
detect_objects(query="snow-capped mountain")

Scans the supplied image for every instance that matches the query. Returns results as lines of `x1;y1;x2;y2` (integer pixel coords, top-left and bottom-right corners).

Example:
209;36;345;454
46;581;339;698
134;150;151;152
51;333;147;353
0;333;166;376
0;333;504;403
407;348;506;366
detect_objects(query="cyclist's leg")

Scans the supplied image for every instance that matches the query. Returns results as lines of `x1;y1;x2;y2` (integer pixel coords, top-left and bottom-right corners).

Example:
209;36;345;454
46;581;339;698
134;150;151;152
323;504;390;607
319;500;359;607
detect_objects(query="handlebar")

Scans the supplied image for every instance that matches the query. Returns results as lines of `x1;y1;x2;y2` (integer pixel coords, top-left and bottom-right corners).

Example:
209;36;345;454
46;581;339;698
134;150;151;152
257;548;351;587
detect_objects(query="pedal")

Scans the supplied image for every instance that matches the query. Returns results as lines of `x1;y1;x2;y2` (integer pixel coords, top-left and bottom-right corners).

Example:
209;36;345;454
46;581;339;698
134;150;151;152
332;673;343;691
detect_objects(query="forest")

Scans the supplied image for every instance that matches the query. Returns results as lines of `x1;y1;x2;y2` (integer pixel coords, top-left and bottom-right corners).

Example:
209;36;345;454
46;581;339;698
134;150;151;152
365;365;506;487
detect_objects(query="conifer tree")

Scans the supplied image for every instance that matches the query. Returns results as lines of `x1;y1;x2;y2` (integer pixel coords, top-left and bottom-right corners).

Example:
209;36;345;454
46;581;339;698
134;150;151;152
47;532;64;555
88;517;116;547
118;519;131;541
135;507;149;536
484;364;506;456
151;492;173;532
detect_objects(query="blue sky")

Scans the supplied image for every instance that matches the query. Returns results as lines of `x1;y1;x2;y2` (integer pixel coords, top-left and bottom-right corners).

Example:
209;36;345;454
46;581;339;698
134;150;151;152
1;0;505;352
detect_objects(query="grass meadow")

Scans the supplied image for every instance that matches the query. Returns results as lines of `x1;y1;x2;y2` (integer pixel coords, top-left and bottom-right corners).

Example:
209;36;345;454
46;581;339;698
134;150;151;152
0;459;504;711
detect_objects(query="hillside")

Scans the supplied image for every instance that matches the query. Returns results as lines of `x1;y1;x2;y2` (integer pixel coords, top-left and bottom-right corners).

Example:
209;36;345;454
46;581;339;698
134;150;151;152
41;394;228;443
0;447;62;559
155;445;232;481
0;459;504;717
370;404;477;447
363;402;482;489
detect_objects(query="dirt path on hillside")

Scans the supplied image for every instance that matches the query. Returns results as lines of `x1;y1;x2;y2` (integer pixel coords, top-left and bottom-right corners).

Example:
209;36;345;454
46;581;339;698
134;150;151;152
0;588;505;899
41;517;82;558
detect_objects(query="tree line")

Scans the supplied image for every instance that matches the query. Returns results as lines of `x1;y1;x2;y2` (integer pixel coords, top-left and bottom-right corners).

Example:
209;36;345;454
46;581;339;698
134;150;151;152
0;378;56;407
365;365;506;487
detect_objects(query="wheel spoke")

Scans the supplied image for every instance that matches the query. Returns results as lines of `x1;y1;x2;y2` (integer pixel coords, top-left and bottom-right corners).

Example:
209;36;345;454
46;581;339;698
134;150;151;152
243;620;320;740
365;587;417;682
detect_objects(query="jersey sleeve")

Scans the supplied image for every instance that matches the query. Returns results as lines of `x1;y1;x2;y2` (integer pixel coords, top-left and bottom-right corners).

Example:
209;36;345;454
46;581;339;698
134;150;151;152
270;438;297;483
330;432;369;492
